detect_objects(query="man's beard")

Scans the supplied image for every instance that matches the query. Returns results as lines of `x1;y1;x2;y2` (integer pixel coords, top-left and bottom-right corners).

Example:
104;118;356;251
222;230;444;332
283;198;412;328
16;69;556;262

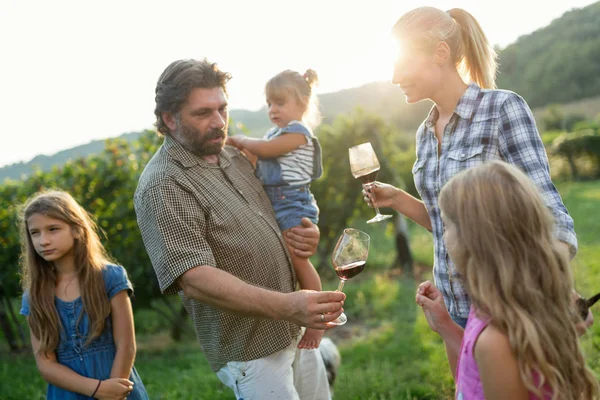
175;121;227;157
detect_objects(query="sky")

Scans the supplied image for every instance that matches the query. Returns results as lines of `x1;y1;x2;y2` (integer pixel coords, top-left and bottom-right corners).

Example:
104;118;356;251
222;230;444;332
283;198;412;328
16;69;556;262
1;0;597;167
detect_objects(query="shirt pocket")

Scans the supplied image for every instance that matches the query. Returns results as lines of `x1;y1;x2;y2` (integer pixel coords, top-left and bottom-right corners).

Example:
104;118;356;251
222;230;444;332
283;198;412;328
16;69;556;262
442;145;485;185
447;145;484;163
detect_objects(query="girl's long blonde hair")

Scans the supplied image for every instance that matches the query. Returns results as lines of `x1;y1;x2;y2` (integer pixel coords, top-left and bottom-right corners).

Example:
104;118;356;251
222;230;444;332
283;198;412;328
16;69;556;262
19;190;113;355
439;160;600;399
392;6;498;89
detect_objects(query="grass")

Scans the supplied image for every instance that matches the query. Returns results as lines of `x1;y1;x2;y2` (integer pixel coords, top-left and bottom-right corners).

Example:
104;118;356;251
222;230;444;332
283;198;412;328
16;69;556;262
554;181;600;373
2;179;600;399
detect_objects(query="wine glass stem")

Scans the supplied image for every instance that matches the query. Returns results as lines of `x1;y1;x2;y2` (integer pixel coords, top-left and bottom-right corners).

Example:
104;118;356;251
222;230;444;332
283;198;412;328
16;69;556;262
337;279;346;292
369;183;383;216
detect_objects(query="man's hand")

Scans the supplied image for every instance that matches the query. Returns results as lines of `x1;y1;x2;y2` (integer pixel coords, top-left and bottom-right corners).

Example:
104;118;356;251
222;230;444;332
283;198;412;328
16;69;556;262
286;218;320;258
284;290;345;329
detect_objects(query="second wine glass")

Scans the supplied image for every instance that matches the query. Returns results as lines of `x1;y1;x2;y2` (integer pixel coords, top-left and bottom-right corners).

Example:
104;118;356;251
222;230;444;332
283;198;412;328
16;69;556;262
329;228;370;326
348;142;393;224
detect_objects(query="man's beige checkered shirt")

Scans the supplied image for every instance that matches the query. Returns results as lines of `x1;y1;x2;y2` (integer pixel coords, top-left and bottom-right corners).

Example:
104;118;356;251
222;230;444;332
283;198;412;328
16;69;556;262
134;135;300;372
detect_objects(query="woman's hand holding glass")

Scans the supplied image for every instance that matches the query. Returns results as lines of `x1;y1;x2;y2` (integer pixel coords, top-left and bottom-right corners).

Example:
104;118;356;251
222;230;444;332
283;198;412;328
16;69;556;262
362;181;401;210
348;142;393;224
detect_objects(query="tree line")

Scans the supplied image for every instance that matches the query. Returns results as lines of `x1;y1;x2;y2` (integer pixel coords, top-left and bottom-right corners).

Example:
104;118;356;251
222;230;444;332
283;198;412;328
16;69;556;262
0;111;417;352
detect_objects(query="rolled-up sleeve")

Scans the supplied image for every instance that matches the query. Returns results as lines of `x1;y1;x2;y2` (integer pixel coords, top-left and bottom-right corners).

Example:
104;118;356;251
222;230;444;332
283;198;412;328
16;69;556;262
498;93;578;258
134;179;216;295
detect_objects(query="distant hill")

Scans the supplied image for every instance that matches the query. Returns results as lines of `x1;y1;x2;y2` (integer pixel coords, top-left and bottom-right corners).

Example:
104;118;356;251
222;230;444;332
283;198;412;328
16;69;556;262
3;85;598;183
3;1;600;182
230;81;432;137
496;1;600;108
0;131;145;182
1;82;432;182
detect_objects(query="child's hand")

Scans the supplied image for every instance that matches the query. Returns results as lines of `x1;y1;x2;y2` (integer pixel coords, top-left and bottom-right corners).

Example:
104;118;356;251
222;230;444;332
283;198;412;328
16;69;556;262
226;135;246;150
415;281;451;334
95;378;134;399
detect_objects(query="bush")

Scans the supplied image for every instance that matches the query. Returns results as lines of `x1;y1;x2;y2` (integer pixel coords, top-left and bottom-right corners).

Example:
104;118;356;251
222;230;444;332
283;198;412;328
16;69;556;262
542;105;588;132
552;131;600;179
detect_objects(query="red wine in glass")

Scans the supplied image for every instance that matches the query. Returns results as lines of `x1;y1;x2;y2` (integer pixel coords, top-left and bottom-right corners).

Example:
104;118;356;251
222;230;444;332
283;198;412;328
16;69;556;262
348;142;392;224
355;168;379;185
334;260;366;280
329;228;370;326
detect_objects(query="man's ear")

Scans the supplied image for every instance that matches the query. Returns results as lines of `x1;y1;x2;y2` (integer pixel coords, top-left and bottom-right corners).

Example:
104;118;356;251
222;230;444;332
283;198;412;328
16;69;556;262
162;112;177;132
434;41;451;65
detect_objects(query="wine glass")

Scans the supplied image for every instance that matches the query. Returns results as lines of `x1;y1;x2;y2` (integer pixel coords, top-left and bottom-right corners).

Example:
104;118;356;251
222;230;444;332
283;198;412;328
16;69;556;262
329;228;370;325
348;142;393;224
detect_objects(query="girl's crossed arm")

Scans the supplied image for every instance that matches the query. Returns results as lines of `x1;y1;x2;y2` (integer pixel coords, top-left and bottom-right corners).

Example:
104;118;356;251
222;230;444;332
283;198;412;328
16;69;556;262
109;290;137;380
28;321;133;399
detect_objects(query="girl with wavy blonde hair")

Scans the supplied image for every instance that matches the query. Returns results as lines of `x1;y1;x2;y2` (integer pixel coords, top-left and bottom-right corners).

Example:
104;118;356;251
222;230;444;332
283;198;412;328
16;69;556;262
19;190;148;399
415;160;599;399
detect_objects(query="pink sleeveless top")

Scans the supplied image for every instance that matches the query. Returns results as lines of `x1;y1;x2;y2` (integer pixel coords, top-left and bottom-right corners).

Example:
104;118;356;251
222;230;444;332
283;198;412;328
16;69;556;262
455;306;552;399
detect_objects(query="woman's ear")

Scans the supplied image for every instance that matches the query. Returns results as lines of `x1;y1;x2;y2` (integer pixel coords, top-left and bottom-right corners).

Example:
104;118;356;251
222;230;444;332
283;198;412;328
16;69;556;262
434;41;451;65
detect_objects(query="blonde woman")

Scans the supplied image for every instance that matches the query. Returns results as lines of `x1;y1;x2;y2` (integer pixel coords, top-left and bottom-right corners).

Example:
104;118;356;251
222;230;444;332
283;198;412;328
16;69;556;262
364;6;582;328
416;160;600;399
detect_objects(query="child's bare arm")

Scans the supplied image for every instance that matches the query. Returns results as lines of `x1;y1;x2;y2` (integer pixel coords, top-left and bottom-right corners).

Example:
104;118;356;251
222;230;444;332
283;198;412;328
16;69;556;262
416;281;463;377
230;133;307;158
286;236;322;292
109;290;136;379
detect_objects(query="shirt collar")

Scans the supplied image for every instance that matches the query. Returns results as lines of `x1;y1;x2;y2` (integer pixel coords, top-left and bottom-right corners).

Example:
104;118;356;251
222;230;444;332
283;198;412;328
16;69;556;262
164;134;232;169
454;82;482;120
424;82;482;129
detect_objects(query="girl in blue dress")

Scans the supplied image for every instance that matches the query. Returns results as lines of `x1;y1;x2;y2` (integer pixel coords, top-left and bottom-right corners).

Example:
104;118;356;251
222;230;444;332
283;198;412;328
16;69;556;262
19;190;149;400
227;69;325;349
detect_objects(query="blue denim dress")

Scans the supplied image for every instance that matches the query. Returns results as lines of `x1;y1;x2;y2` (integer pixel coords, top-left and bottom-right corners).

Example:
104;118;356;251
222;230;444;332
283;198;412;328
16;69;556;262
20;264;149;400
255;121;323;231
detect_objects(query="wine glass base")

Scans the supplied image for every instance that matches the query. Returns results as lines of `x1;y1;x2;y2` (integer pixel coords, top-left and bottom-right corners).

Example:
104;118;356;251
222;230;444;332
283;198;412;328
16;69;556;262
329;312;347;326
367;213;393;224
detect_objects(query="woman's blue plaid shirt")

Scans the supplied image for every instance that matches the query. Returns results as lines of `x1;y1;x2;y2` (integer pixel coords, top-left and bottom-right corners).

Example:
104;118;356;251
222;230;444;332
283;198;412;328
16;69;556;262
412;83;577;319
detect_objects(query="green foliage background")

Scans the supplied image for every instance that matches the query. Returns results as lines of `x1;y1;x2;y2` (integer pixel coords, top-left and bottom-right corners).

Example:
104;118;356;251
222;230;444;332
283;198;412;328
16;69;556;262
3;2;600;398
